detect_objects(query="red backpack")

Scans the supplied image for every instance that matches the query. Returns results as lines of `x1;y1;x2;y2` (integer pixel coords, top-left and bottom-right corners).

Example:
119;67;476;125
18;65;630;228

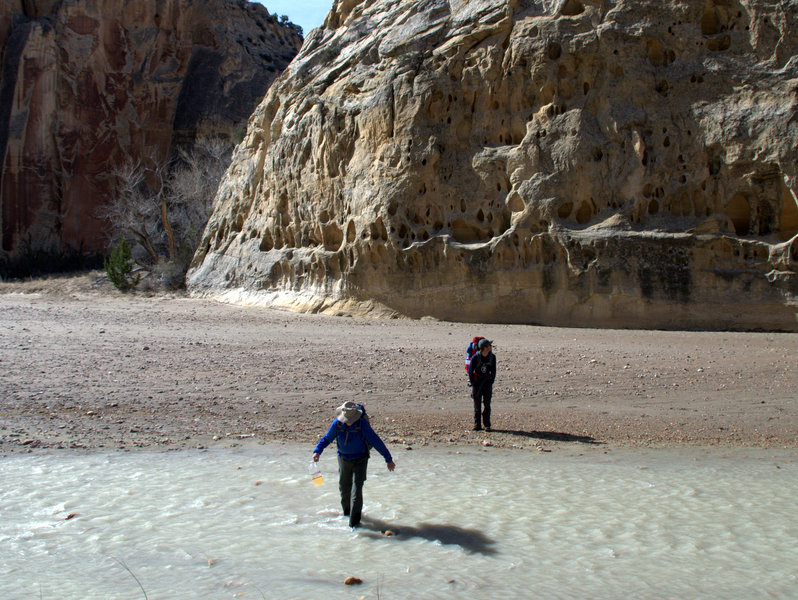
464;336;485;373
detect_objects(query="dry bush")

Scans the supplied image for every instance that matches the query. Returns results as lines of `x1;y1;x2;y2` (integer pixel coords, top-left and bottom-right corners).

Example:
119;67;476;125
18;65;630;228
100;138;232;289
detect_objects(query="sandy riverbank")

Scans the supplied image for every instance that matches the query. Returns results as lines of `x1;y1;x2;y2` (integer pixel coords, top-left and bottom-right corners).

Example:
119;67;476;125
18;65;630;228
1;272;796;455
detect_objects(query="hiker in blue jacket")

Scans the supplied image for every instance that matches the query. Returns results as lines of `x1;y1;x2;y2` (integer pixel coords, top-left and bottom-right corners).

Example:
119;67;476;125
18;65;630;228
312;401;395;527
468;338;496;431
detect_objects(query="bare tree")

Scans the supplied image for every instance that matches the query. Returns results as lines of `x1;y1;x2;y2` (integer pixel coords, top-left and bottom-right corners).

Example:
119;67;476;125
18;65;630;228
103;159;168;266
101;137;232;288
168;138;232;259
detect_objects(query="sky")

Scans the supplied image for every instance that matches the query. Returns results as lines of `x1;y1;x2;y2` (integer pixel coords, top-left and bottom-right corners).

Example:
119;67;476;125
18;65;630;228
256;1;333;36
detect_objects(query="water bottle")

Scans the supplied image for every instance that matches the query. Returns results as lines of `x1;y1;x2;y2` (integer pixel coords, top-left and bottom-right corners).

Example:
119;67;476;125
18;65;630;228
309;461;324;486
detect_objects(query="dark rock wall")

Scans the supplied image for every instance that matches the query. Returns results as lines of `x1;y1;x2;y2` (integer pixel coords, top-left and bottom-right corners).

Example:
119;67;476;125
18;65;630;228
0;0;302;257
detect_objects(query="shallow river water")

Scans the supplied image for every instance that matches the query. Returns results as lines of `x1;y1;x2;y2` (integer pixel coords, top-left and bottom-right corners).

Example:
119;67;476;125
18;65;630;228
2;445;797;599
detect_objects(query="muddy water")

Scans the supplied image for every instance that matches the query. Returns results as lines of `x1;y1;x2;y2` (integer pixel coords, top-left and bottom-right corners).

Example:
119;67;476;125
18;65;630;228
2;445;796;599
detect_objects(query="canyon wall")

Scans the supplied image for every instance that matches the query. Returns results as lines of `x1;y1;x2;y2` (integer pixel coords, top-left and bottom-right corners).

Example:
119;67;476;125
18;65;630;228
0;0;302;257
188;0;798;330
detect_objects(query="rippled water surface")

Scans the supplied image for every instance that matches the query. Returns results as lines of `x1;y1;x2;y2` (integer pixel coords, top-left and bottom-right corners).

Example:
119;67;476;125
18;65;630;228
2;445;797;599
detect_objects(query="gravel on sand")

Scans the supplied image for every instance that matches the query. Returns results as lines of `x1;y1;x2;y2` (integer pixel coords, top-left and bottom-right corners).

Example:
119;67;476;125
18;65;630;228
1;272;796;455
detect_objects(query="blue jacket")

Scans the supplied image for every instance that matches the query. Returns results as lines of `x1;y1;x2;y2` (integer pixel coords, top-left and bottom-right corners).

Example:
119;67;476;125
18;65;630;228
314;418;393;463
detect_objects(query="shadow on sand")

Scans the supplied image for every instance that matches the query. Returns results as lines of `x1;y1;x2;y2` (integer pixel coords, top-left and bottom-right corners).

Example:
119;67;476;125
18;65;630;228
359;517;497;555
490;429;600;444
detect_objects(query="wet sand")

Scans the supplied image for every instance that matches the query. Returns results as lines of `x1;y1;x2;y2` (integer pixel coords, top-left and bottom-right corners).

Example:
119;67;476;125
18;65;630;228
1;272;796;455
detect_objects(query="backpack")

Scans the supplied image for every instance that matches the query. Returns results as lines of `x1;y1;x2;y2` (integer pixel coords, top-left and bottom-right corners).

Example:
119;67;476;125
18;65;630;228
465;336;485;373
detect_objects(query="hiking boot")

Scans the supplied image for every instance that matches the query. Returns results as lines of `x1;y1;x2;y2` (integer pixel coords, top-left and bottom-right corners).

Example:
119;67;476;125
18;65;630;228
485;426;492;432
473;425;482;431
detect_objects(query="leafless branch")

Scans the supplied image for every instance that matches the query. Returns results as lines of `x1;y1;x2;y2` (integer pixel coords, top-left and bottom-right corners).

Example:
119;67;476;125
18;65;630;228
99;137;233;286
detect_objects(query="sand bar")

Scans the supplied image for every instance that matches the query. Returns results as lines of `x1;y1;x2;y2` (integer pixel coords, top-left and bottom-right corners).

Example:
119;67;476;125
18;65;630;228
1;273;796;454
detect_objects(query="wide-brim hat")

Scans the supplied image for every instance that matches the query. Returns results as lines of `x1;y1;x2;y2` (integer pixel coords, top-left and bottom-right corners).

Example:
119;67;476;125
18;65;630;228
336;401;363;425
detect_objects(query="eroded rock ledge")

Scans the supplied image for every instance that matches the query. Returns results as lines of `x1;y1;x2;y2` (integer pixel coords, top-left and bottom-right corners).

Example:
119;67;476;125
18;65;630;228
189;0;798;330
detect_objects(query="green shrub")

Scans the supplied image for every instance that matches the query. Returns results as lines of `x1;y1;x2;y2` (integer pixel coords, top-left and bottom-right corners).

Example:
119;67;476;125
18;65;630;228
104;238;140;291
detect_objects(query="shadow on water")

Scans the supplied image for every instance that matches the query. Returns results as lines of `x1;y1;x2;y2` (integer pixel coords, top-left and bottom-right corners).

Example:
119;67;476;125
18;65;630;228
359;517;497;555
490;429;600;444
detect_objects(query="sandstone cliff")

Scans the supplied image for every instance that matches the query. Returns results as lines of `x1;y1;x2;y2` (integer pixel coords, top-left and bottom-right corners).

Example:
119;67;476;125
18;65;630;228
0;0;302;259
188;0;798;331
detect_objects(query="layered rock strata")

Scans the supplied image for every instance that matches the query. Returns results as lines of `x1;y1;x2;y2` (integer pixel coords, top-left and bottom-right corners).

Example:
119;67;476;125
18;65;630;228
0;0;302;257
189;0;798;330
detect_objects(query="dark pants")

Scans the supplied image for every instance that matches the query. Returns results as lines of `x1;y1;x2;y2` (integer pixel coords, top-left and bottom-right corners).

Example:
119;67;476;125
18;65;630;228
473;385;492;429
338;455;369;527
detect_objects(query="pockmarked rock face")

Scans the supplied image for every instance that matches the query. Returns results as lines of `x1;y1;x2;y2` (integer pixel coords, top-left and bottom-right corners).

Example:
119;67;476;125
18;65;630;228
188;0;798;330
0;0;302;257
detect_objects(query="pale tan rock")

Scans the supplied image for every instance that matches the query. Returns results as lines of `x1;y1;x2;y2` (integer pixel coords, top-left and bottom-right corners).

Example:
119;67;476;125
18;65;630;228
0;0;302;257
188;0;798;331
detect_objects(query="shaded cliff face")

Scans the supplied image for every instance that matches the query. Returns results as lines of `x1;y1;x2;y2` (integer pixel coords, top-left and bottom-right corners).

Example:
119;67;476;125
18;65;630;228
188;0;798;331
0;0;302;257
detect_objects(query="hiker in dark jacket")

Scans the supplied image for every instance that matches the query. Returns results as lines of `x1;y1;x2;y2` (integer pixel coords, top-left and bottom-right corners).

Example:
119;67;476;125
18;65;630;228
312;401;395;527
468;338;496;431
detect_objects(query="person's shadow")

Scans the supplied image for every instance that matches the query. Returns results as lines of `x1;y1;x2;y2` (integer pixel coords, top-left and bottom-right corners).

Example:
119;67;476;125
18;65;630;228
490;429;600;444
359;517;497;555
